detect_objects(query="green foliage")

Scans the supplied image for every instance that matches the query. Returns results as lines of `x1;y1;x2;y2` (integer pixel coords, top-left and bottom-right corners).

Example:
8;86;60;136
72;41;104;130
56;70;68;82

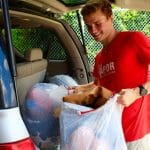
12;29;53;54
61;0;87;5
143;24;150;37
113;8;150;34
60;11;82;40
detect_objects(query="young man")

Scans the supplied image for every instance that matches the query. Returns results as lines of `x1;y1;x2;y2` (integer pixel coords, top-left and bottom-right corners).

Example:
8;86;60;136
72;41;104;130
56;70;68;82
80;0;150;149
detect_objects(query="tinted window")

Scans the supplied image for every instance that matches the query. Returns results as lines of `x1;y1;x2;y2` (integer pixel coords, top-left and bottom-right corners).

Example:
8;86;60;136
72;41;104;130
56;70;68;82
11;28;67;60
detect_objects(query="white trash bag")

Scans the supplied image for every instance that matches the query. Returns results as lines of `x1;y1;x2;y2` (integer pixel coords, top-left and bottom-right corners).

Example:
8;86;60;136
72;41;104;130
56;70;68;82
59;94;127;150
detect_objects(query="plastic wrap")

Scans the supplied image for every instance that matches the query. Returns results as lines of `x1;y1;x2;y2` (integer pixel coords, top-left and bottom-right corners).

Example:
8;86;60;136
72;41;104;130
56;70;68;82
60;94;127;150
22;83;68;149
48;75;78;88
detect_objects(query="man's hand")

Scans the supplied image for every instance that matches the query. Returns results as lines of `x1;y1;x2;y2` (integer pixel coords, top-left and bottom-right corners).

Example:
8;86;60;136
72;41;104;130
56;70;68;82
68;82;95;93
117;88;141;107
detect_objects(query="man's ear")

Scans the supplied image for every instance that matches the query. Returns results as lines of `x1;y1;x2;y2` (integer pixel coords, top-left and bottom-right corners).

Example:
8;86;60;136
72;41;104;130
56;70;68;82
108;15;113;22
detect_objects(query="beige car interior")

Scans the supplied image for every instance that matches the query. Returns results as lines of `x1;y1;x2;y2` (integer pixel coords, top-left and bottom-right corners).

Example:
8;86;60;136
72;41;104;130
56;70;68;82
16;48;47;106
9;9;91;107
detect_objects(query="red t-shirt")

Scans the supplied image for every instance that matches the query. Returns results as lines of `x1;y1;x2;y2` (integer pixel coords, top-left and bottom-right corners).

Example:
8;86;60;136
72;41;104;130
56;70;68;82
93;31;150;142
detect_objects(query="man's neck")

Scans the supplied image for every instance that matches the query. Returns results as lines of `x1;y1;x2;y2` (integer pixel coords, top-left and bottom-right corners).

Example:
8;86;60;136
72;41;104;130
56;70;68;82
102;29;120;47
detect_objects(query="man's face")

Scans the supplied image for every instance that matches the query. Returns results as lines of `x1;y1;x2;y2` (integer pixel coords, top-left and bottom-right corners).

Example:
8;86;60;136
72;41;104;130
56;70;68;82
83;10;113;43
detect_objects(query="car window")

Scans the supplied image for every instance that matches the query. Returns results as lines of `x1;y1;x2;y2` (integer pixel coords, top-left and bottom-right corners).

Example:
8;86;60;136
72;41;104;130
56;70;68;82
11;28;67;61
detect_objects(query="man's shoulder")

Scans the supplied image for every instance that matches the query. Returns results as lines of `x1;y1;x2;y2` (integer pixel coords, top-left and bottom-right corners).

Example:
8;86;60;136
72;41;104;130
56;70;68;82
119;31;147;42
121;31;145;37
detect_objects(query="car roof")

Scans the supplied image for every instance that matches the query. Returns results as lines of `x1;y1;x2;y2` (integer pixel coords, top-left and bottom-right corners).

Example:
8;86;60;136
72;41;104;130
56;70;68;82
8;0;150;15
8;0;87;14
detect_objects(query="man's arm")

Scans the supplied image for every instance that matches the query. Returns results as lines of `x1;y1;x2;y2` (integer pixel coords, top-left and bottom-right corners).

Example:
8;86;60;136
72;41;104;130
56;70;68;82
117;80;150;107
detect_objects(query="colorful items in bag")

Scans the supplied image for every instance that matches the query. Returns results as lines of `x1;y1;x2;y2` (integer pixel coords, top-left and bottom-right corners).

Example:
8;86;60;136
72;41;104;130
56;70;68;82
22;83;68;149
22;75;78;149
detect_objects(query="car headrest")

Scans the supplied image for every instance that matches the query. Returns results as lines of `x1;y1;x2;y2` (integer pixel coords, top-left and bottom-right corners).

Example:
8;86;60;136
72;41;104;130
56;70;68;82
25;48;43;61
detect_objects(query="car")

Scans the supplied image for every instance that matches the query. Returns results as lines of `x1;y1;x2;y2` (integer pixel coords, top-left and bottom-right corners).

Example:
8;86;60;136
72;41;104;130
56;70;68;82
0;0;149;150
0;0;92;149
8;0;94;106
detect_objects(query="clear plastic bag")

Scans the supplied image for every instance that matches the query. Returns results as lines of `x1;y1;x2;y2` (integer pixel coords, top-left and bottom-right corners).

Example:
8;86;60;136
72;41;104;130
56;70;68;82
22;84;68;149
59;94;127;150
